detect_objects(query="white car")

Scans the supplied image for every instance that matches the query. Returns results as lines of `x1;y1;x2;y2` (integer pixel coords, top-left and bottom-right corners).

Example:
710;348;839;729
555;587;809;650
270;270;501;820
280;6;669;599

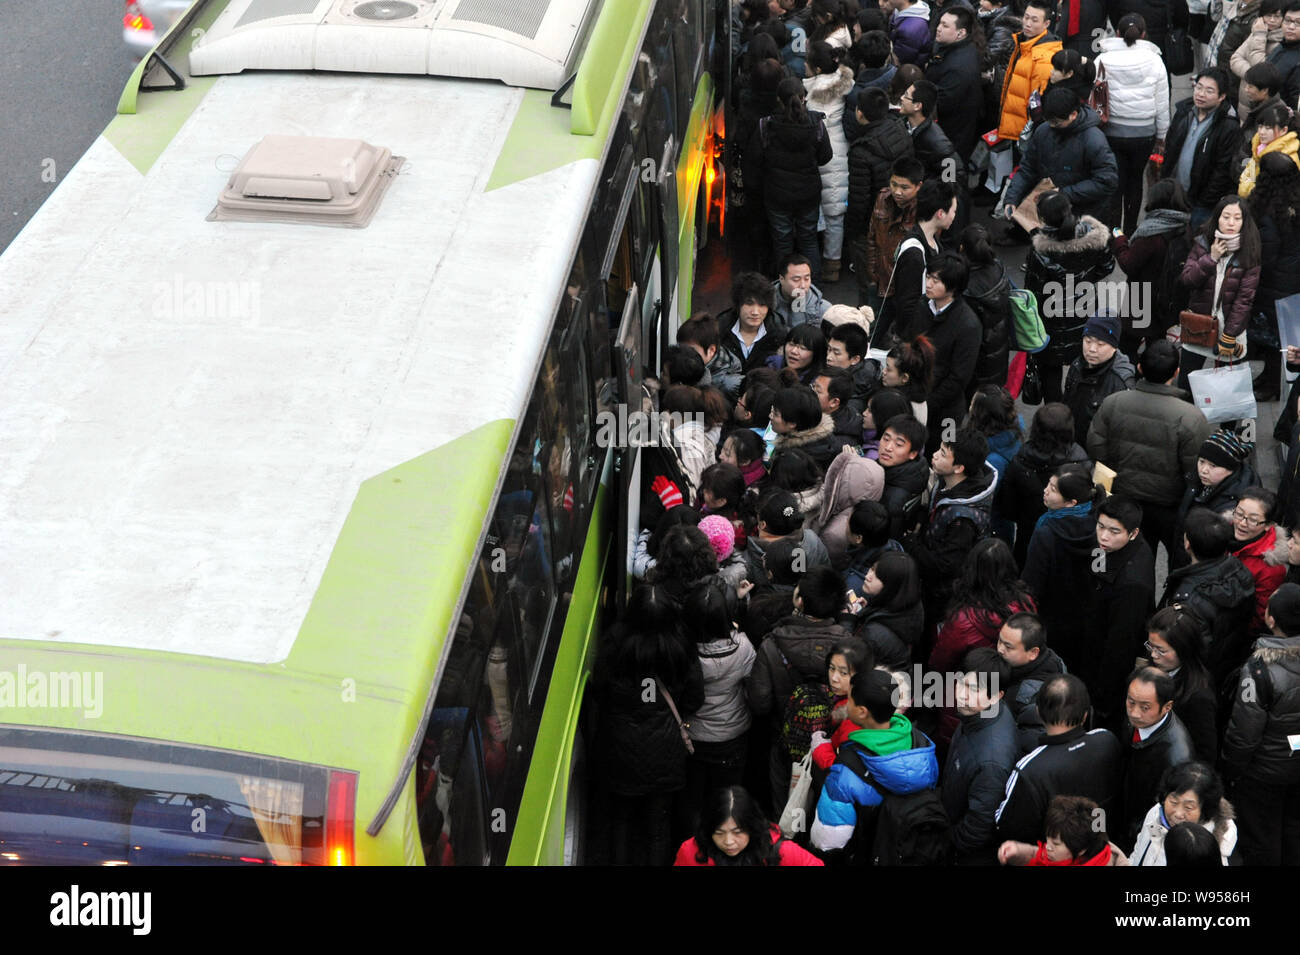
123;0;190;60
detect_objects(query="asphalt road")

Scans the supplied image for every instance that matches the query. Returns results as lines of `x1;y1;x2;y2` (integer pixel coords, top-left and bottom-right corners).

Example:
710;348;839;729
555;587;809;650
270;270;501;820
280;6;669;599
0;0;136;253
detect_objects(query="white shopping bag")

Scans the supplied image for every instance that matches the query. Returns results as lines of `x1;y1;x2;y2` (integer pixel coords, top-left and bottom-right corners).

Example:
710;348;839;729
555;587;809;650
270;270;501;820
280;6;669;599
1188;363;1257;423
779;751;815;839
984;142;1015;193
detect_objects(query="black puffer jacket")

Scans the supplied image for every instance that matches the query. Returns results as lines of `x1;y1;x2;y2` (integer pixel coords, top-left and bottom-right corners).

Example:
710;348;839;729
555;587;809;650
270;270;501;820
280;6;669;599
965;260;1012;389
718;309;788;374
925;36;984;162
1106;0;1180;55
1120;712;1196;850
748;616;849;717
1024;215;1116;366
1221;634;1300;785
843;64;899;142
1005;107;1119;220
1056;0;1109;58
980;7;1021;87
1266;39;1300;112
744;108;834;211
1004;648;1068;753
998;441;1091;564
846;115;914;237
882;456;931;539
592;654;705;796
1063;351;1135;446
1161;99;1242;211
924;296;983;443
854;600;925;668
1160;554;1257;687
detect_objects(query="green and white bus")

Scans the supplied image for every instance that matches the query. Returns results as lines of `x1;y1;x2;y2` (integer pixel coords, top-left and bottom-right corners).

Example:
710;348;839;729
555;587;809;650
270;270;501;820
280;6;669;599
0;0;725;865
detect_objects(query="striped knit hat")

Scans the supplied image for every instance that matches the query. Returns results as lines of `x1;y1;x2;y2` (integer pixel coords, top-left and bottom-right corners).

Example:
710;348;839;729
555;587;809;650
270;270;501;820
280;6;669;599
1198;429;1252;471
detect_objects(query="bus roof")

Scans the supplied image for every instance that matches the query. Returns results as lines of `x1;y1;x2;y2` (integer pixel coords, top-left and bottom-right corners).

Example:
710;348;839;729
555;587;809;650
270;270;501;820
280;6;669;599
0;69;599;669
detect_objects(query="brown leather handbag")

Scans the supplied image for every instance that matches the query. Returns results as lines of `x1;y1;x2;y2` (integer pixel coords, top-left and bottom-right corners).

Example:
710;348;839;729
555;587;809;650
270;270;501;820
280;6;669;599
1179;309;1218;349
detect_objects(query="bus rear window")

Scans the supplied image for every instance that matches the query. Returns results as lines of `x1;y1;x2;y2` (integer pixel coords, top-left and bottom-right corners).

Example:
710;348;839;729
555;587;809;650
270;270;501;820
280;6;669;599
0;727;354;866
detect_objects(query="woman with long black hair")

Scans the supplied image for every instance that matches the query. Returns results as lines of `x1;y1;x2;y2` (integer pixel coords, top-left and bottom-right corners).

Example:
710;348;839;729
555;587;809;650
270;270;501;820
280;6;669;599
744;76;834;278
853;551;925;667
1177;194;1262;388
590;584;704;866
673;785;823;865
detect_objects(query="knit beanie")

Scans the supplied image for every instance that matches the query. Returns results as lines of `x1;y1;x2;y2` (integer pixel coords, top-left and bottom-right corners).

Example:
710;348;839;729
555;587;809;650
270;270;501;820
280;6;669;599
1198;429;1252;471
1082;311;1121;347
822;303;875;333
698;514;736;562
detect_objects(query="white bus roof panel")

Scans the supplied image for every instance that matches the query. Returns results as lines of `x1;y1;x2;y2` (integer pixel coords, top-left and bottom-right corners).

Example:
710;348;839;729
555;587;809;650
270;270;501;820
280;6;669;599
0;72;597;664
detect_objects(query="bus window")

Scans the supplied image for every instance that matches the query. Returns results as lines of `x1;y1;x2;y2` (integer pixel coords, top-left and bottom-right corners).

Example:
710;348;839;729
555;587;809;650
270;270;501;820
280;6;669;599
416;705;489;866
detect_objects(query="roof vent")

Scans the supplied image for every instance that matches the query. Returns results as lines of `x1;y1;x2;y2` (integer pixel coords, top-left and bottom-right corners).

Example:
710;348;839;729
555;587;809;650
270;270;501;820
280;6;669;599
207;135;404;228
351;0;422;20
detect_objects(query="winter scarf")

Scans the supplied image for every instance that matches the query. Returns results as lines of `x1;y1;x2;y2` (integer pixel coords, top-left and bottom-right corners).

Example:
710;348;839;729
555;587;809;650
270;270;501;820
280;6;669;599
1034;500;1092;530
1131;208;1190;241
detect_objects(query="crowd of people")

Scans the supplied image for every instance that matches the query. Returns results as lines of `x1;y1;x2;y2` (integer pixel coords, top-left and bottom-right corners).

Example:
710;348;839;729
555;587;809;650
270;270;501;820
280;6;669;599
586;0;1300;867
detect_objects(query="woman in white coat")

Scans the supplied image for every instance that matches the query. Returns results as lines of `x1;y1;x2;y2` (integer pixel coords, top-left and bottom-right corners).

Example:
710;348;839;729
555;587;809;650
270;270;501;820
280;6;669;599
1130;762;1238;865
1094;14;1171;234
804;42;855;281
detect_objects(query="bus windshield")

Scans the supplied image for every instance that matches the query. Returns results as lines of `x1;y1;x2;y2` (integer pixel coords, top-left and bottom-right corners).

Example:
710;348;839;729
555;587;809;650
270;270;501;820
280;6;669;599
0;728;342;865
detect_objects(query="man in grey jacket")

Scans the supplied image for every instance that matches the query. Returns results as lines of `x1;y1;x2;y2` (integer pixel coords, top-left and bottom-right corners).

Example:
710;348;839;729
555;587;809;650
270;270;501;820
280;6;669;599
772;254;830;327
1087;339;1213;568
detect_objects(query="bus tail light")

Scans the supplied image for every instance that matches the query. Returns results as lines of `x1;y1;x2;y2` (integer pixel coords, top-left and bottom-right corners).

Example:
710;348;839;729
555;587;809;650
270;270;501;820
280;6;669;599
325;770;358;865
124;1;154;32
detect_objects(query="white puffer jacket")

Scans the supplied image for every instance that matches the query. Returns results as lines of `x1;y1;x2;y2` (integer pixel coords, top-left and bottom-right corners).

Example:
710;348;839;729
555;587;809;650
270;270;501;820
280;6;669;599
1129;801;1238;866
1094;37;1171;140
803;65;855;217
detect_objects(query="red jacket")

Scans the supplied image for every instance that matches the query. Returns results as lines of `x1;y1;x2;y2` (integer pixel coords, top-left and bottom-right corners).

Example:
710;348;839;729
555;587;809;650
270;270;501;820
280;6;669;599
674;826;824;866
1231;525;1289;631
1027;841;1119;866
811;696;854;771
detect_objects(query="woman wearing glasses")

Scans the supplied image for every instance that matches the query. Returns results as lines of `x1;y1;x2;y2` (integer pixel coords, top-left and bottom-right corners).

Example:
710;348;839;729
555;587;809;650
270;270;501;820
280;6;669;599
1143;607;1219;764
1228;486;1291;631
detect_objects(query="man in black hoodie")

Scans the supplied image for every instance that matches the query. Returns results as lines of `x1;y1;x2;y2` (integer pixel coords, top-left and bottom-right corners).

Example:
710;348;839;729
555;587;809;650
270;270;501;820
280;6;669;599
878;414;931;539
925;7;985;165
996;612;1067;753
1119;666;1195;851
1087;496;1156;730
1160;507;1257;690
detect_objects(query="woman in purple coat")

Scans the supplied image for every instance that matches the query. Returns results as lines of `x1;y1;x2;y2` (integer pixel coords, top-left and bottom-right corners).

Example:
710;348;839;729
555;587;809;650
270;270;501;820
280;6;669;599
1176;195;1262;389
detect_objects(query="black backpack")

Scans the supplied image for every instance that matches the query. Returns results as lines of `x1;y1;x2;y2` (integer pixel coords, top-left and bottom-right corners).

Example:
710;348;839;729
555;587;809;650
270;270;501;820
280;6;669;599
839;731;952;866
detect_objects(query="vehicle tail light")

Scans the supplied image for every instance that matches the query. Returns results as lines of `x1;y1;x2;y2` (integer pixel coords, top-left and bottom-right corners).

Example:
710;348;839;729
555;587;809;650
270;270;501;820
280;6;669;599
124;1;154;32
325;770;358;866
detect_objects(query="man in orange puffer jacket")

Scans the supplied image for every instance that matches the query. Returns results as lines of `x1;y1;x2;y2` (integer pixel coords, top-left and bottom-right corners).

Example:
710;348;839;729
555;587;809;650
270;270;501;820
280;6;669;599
997;0;1063;142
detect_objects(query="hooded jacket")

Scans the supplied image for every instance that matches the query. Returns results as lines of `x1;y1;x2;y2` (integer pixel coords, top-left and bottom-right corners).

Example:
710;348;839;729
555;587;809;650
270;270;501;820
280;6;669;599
994;725;1123;844
846;116;914;237
881;455;931;538
1086;535;1156;726
966;260;1013;389
690;633;757;743
1088;381;1213;506
1161;98;1243;211
1007;108;1119;219
1221;633;1300;785
748;615;849;720
812;451;887;569
1130;799;1237;866
1231;525;1290;631
775;413;842;472
913;465;1000;588
1063;351;1136;445
810;714;941;851
855;599;926;669
891;1;934;66
999;440;1091;561
744;107;834;211
1120;711;1196;850
943;702;1021;863
1023;215;1116;365
1240;129;1300;198
980;7;1021;87
997;29;1063;141
1093;37;1171;138
1160;553;1257;686
924;35;984;161
805;66;856;220
1023;504;1097;673
1004;648;1068;753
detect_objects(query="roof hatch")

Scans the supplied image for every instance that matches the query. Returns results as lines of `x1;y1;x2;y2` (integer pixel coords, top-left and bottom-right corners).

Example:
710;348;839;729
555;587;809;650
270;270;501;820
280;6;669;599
188;0;599;89
207;135;404;227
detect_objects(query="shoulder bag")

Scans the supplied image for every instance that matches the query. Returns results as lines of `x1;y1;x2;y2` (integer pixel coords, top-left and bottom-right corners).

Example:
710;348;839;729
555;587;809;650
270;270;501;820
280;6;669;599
1088;63;1110;125
656;678;695;754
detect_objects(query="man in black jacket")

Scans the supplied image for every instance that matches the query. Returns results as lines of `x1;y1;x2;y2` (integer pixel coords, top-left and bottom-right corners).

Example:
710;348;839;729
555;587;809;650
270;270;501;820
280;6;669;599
900;81;966;191
920;253;982;454
1087;496;1157;730
1221;583;1300;865
878;414;931;538
718;271;789;374
1160;68;1243;229
925;8;984;164
882;179;958;344
845;88;914;256
1056;0;1108;58
1160;507;1257;689
1266;1;1300;110
1119;666;1195;851
1004;86;1119;223
943;648;1020;864
1062;312;1136;447
994;674;1123;844
996;612;1068;753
